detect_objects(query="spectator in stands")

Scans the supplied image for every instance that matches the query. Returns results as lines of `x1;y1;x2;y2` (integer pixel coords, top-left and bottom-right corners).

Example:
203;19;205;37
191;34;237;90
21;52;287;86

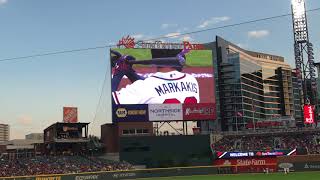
0;155;133;177
212;131;320;155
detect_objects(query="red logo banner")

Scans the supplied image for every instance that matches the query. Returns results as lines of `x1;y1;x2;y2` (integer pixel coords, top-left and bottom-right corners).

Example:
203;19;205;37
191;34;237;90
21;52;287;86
304;105;315;124
182;103;216;120
63;107;78;123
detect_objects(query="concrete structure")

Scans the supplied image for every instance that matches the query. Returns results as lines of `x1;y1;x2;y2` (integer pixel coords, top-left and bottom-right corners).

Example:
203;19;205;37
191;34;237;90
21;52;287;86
5;139;43;150
0;124;9;143
25;133;44;141
101;122;153;153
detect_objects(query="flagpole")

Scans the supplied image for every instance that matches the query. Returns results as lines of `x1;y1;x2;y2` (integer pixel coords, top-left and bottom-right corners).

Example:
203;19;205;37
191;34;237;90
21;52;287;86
236;107;238;133
234;105;239;133
252;97;256;131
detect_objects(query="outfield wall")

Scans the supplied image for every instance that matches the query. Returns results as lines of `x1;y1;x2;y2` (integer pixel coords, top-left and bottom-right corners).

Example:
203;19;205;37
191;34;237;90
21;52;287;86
0;166;218;180
277;154;320;172
213;154;320;173
120;135;212;168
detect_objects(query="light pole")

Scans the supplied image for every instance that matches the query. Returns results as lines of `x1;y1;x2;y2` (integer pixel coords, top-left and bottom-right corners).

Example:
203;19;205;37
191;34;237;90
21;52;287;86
291;0;317;125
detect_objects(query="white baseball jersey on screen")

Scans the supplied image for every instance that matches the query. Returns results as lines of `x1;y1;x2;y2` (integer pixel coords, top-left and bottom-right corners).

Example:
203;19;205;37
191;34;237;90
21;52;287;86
112;71;200;104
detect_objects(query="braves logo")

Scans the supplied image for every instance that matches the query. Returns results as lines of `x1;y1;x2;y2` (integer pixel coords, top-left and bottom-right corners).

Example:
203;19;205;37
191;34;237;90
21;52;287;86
117;35;135;48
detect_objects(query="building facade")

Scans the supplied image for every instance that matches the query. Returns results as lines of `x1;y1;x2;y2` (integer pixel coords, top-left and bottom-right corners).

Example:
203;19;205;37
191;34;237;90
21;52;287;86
0;124;9;143
206;37;295;131
292;70;303;126
25;133;44;141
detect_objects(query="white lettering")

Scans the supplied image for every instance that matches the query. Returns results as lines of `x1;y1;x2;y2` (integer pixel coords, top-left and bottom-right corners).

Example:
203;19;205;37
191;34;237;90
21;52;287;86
237;159;266;166
75;175;99;180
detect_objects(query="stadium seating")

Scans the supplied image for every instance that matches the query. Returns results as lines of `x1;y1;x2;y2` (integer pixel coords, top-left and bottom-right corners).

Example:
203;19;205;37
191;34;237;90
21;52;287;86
212;130;320;154
0;155;133;177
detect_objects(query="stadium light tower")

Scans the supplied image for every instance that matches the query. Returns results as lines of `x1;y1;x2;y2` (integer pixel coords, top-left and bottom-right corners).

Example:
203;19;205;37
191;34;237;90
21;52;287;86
291;0;317;123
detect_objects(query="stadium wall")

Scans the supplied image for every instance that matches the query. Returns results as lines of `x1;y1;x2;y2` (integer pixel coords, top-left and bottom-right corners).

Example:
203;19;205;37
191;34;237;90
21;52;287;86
119;135;212;168
212;154;320;173
214;157;277;173
277;154;320;172
0;166;218;180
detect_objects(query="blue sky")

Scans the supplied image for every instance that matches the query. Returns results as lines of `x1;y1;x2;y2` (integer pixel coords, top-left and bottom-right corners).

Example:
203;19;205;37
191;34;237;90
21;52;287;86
0;0;319;139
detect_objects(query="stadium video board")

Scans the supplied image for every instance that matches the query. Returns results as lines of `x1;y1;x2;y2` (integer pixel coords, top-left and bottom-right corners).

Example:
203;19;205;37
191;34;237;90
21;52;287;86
110;47;216;122
215;150;295;159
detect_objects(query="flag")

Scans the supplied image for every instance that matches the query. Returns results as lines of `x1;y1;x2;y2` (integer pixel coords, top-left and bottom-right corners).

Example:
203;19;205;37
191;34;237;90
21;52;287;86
236;111;243;117
251;98;256;112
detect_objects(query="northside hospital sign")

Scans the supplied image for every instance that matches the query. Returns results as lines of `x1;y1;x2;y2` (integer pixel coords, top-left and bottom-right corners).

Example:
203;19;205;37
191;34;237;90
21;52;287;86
117;35;205;50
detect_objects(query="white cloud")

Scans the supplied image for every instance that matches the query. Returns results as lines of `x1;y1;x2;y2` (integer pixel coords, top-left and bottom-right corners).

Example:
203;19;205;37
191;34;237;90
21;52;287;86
161;23;178;29
131;34;155;41
180;35;194;42
0;0;7;5
198;16;230;28
248;30;270;39
236;43;248;49
180;27;189;32
165;32;181;39
132;34;144;40
17;115;33;126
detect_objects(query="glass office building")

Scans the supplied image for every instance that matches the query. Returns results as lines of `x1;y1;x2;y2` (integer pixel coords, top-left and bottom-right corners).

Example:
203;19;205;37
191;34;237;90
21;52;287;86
211;36;294;131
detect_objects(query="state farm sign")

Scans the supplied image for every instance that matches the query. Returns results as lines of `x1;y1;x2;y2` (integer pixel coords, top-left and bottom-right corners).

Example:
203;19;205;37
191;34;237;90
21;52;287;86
214;157;277;173
237;159;266;166
214;157;277;166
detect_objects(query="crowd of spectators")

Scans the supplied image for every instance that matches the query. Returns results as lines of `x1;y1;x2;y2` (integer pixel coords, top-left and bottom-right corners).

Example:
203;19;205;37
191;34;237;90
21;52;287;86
212;131;320;154
0;155;133;177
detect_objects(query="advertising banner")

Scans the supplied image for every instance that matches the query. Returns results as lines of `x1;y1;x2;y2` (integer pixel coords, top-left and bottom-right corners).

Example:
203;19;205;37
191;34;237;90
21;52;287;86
214;157;277;166
183;103;216;120
214;157;277;173
304;105;315;124
293;162;320;171
148;104;183;121
1;166;218;180
63;107;78;123
278;162;320;172
246;121;283;129
113;105;148;122
216;149;294;159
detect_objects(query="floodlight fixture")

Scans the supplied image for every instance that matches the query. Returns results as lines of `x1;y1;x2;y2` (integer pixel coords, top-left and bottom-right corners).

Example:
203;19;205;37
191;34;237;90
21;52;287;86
292;0;306;18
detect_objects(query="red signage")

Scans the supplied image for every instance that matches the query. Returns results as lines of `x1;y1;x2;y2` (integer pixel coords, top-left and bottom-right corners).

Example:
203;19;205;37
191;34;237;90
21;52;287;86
304;105;315;124
63;107;78;123
246;121;283;129
182;103;216;120
183;41;205;50
117;35;135;48
214;157;277;173
214;157;277;166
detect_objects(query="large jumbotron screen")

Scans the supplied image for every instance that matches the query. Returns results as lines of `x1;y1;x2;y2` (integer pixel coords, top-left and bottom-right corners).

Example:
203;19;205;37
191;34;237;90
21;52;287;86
110;48;216;122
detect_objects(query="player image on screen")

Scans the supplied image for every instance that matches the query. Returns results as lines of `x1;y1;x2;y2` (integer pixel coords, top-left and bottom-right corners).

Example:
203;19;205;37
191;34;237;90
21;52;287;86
111;49;200;104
